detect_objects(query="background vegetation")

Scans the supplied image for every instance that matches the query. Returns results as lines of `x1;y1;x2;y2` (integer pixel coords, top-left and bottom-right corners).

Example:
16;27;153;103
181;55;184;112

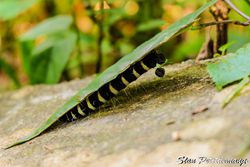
0;0;249;91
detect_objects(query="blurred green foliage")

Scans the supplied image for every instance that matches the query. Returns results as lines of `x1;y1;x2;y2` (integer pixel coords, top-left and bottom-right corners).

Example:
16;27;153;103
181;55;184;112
0;0;39;21
0;0;249;91
19;15;76;84
0;57;20;87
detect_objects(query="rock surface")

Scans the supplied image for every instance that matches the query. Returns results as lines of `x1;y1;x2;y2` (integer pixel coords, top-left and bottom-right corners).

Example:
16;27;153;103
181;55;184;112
0;60;249;167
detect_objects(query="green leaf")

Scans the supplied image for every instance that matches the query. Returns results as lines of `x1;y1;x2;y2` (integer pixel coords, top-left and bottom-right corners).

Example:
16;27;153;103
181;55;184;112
20;31;76;84
137;19;166;32
222;76;249;108
20;15;73;41
218;41;235;56
19;41;34;80
5;0;217;149
28;31;77;84
19;15;74;84
207;43;250;90
29;49;52;84
45;32;77;83
0;0;39;21
0;57;20;87
32;39;55;55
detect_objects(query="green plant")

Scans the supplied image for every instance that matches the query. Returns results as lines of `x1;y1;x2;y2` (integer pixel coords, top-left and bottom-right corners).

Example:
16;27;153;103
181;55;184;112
0;58;20;88
0;0;39;21
19;15;77;84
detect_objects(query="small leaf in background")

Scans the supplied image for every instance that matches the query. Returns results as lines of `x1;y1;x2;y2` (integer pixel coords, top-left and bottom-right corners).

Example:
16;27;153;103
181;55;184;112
218;41;235;56
19;41;34;79
207;43;250;90
31;38;55;55
29;49;52;84
213;41;235;57
222;76;249;108
0;0;39;21
0;58;20;87
18;15;75;84
46;31;77;84
20;15;73;41
28;31;77;84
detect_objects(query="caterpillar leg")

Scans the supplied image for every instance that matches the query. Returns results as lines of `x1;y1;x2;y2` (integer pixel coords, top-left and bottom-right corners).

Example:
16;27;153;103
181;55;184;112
156;53;166;64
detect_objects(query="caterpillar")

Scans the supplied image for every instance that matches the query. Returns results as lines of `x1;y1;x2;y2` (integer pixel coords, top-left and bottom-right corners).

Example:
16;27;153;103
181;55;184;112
59;50;166;122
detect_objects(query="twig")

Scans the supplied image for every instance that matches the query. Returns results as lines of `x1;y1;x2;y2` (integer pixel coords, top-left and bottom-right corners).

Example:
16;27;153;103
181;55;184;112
96;0;104;73
224;0;250;21
191;20;250;30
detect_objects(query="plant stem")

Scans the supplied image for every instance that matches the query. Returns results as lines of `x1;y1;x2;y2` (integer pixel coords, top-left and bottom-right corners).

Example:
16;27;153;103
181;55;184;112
96;0;104;73
191;20;250;30
72;10;84;77
210;0;229;54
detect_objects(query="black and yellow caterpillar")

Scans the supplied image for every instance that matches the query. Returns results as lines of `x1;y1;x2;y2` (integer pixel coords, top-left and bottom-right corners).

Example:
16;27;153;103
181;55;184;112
59;50;166;122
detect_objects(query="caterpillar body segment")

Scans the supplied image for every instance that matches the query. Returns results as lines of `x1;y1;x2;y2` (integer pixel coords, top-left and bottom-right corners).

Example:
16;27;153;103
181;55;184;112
97;91;107;103
59;50;166;122
132;68;140;78
111;75;127;92
88;92;104;108
77;104;85;116
86;97;97;110
121;76;130;86
109;83;119;95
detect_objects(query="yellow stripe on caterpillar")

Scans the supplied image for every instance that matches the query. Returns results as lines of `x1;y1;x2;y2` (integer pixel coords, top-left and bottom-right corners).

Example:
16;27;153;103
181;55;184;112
77;104;85;116
109;83;119;95
121;76;130;86
133;68;140;78
140;61;150;71
97;91;107;103
86;97;96;110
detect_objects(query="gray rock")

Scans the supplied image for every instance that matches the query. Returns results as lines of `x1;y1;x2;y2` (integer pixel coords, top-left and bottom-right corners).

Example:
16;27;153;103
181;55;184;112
0;60;249;167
